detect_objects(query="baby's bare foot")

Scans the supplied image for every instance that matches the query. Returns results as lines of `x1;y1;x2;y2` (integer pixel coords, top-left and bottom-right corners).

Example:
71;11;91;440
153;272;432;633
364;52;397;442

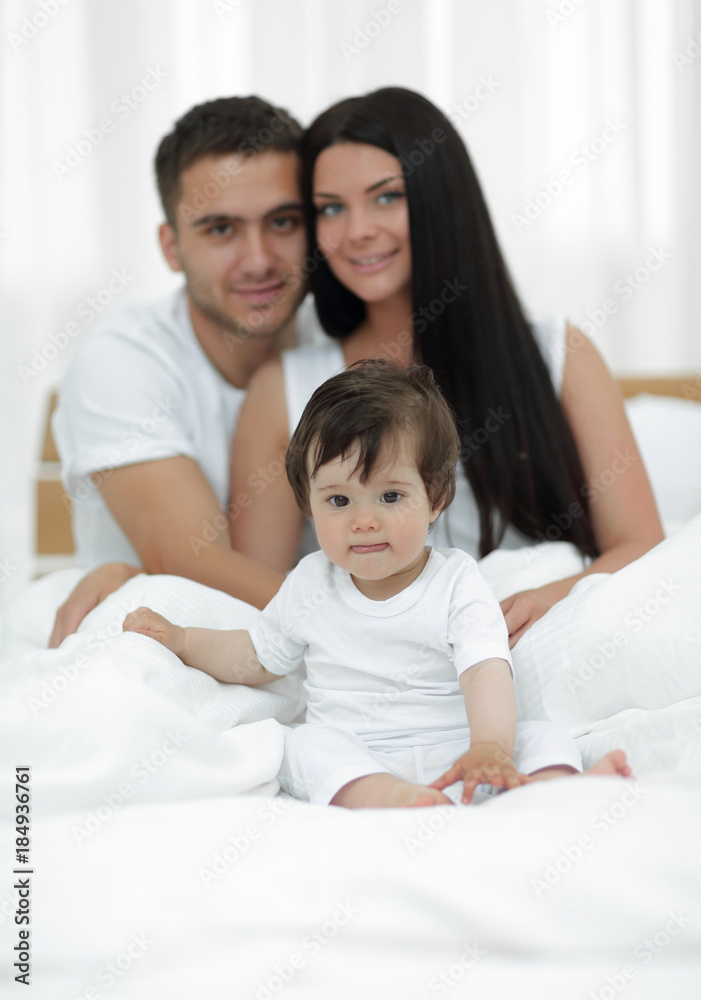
388;781;454;808
585;749;632;778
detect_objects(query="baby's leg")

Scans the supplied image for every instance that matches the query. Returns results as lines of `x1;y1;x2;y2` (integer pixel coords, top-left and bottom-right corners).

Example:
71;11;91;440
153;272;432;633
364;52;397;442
331;773;452;809
514;721;633;782
281;724;453;808
530;749;632;783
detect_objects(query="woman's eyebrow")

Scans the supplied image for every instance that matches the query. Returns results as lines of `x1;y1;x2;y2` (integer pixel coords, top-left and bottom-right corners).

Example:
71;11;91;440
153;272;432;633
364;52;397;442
313;175;405;199
365;175;404;194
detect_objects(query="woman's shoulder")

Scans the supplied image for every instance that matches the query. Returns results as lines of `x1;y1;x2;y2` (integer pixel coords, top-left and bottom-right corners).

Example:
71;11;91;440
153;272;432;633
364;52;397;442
281;341;346;434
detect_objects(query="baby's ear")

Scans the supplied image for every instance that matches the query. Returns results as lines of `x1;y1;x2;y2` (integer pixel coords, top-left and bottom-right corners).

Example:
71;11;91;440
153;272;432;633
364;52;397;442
429;500;444;523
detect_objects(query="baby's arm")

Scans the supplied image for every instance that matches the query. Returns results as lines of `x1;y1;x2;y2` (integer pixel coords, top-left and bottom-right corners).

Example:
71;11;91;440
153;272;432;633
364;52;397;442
430;658;531;803
123;607;281;686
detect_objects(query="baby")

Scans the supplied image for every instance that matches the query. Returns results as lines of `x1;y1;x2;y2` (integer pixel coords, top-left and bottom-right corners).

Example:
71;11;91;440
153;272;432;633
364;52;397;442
124;360;631;807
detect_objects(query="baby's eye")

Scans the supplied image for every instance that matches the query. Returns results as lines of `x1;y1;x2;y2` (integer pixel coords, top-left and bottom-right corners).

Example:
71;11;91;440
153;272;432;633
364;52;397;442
381;491;401;504
328;495;349;508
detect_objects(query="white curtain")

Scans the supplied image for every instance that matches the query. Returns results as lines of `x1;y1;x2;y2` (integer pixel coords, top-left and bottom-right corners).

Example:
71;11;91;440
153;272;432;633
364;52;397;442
1;0;699;596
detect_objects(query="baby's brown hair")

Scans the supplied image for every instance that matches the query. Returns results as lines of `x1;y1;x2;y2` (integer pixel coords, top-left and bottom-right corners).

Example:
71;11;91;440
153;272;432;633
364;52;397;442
286;359;461;516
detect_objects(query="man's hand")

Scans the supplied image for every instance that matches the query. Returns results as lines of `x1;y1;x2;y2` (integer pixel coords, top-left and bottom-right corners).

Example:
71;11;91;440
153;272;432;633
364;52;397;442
49;562;141;648
429;742;532;804
123;606;185;657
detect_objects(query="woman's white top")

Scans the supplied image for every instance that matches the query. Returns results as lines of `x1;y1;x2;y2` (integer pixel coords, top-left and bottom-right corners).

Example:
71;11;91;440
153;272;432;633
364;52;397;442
281;317;567;560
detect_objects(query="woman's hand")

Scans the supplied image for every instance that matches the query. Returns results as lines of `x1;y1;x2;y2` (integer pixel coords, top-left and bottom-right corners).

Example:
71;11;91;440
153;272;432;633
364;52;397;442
430;742;532;804
49;562;141;648
500;587;556;648
123;607;185;657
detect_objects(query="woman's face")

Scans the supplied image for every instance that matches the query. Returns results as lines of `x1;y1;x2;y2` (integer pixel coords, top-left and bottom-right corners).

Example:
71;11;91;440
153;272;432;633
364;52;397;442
312;143;412;307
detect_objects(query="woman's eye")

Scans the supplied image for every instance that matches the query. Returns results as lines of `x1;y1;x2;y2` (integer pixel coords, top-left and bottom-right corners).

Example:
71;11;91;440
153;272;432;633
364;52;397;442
381;491;401;504
329;495;349;508
377;190;404;205
317;202;343;218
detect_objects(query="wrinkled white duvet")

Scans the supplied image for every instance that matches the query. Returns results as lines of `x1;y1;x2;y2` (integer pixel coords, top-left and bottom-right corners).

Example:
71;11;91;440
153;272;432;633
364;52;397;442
2;516;701;997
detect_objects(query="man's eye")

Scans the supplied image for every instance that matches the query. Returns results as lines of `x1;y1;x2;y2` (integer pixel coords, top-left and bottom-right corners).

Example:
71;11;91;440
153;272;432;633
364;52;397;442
208;223;232;237
271;215;299;232
329;495;349;508
381;491;401;504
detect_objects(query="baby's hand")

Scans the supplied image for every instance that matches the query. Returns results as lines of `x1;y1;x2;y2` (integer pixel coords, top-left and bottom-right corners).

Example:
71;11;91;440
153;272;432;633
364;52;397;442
430;742;532;804
123;607;185;657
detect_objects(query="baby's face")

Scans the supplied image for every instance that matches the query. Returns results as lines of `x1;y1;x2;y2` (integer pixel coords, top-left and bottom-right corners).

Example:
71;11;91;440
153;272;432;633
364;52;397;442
308;434;440;599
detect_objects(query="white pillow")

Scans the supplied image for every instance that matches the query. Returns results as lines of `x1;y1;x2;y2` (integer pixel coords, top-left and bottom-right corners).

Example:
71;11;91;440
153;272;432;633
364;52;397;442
624;393;701;531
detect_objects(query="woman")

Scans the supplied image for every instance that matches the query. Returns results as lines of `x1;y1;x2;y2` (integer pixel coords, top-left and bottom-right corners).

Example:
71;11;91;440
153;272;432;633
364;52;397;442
229;86;663;646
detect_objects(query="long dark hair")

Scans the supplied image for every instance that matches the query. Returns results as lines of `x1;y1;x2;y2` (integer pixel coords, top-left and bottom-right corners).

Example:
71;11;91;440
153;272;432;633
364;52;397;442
301;86;598;559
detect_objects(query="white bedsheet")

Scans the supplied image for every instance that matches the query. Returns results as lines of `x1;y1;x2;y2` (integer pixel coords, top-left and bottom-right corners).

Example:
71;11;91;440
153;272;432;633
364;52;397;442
3;781;700;998
2;501;701;996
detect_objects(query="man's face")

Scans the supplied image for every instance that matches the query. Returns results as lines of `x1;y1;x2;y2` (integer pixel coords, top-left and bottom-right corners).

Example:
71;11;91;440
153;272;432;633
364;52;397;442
159;150;308;339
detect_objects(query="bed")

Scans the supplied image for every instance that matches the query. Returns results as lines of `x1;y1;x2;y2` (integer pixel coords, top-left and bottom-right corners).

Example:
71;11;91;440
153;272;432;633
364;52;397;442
2;381;701;998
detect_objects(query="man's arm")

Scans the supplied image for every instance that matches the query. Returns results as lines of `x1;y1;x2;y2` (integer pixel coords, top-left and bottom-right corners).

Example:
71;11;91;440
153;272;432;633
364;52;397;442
123;607;281;685
96;455;285;607
230;358;306;573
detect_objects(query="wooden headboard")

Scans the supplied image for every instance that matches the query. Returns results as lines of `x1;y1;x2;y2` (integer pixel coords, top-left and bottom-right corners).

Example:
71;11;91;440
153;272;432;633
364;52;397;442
36;376;699;570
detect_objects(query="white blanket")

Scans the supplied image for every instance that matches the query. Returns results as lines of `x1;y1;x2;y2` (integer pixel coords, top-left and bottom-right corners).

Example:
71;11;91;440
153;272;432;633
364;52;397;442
3;781;701;998
2;515;701;822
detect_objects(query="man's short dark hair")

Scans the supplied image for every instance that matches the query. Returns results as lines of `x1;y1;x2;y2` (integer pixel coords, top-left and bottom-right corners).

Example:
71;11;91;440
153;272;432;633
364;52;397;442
286;359;461;516
155;96;303;226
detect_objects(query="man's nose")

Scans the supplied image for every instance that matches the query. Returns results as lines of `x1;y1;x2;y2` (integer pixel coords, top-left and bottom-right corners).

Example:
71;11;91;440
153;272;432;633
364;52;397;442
239;226;275;277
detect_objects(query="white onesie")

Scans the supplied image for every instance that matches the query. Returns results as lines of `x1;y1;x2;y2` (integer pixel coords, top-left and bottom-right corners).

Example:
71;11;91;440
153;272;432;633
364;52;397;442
248;547;582;804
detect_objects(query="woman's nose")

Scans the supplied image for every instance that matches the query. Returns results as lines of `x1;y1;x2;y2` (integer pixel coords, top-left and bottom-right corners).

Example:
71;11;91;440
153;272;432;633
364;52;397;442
346;207;378;244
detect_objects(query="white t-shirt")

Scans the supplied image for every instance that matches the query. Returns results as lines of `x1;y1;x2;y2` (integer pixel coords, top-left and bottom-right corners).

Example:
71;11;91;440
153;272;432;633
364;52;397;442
248;547;512;741
53;290;326;567
281;317;567;559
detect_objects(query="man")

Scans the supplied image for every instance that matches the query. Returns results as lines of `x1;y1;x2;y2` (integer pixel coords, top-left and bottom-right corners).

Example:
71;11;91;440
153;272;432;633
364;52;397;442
50;97;326;643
